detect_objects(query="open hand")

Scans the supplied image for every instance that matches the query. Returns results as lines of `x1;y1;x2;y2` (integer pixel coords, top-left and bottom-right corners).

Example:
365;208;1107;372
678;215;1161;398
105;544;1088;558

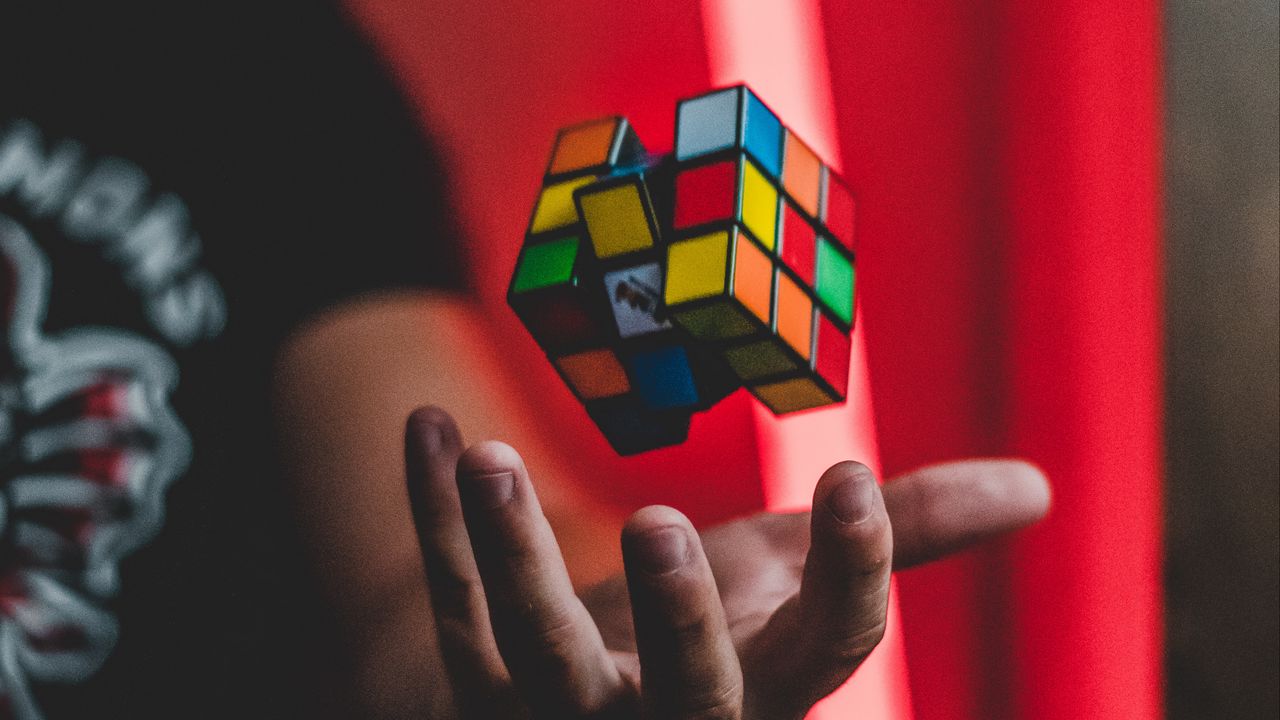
405;406;1048;719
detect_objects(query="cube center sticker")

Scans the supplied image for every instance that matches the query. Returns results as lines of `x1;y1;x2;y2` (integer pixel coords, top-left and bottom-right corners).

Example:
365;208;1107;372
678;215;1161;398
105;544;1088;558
604;264;670;338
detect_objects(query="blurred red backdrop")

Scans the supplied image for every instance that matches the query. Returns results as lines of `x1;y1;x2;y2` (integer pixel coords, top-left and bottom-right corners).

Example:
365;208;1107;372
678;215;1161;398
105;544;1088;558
343;1;1163;718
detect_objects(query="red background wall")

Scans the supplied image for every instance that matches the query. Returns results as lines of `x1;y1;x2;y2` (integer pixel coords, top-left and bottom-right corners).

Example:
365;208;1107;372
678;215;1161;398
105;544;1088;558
344;2;1164;717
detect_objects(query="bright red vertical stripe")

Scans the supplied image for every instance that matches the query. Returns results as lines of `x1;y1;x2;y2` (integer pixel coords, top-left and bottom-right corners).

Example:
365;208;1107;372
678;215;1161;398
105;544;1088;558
821;3;1010;716
698;1;914;718
998;2;1164;718
822;1;1163;717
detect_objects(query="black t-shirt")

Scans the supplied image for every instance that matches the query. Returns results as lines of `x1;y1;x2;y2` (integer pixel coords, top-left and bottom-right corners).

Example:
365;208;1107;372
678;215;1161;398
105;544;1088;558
1;3;461;717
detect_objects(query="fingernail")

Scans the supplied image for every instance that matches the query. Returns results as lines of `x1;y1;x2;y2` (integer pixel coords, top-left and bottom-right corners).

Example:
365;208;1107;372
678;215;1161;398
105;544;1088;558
410;409;450;455
462;471;515;509
420;419;443;455
825;474;875;524
632;527;689;575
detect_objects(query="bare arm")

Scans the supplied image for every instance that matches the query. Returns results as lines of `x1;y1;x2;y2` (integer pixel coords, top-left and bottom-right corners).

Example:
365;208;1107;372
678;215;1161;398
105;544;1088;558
271;290;628;716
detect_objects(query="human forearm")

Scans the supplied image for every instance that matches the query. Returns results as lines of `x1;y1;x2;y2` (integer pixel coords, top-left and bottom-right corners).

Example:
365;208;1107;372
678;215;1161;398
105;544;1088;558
270;290;626;714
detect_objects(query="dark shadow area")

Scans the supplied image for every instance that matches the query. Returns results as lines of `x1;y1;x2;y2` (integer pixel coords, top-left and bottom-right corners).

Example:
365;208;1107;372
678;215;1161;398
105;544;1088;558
1165;1;1280;718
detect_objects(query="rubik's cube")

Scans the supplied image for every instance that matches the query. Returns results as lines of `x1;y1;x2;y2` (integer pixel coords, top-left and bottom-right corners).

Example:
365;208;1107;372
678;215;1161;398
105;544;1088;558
509;85;857;455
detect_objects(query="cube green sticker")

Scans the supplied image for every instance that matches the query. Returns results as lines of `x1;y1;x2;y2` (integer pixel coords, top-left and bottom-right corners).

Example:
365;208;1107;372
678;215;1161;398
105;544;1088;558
513;236;579;293
815;237;853;325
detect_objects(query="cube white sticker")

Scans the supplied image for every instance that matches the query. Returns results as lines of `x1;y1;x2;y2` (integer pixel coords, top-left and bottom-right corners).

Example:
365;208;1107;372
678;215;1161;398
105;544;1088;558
675;88;739;161
605;263;671;338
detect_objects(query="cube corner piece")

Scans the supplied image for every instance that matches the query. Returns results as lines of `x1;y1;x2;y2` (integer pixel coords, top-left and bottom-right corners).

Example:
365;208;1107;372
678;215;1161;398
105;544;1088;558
507;236;607;353
737;302;853;416
545;116;647;181
674;85;784;181
663;226;774;343
585;396;692;456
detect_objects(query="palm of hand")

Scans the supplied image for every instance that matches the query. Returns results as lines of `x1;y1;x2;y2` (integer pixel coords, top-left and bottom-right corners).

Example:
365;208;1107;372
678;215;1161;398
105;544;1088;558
585;511;809;655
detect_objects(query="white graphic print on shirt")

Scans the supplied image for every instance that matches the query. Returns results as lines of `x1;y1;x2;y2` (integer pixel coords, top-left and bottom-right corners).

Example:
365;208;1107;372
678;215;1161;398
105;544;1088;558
0;120;225;720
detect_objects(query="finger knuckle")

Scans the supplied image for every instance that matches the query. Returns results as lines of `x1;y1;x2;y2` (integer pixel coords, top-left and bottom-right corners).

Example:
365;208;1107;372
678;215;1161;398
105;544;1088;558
532;613;582;655
511;600;584;658
678;678;744;720
436;613;484;650
824;619;887;670
829;538;891;580
426;563;487;620
856;547;893;577
665;614;717;648
832;523;892;577
493;529;542;564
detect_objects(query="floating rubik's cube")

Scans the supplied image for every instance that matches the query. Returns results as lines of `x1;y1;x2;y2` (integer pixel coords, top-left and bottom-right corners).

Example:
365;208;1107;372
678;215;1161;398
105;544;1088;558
509;85;856;454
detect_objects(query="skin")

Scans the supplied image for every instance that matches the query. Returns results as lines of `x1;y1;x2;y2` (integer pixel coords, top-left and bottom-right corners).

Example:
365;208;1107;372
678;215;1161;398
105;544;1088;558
273;292;1051;718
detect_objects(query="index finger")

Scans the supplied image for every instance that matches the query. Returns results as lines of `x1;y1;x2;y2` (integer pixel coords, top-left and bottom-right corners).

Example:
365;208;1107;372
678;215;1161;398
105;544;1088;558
404;408;517;715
